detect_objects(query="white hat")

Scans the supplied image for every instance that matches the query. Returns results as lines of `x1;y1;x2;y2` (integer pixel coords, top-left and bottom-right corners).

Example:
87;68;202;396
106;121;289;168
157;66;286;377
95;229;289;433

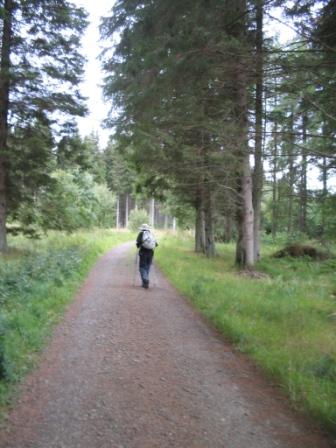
139;223;150;231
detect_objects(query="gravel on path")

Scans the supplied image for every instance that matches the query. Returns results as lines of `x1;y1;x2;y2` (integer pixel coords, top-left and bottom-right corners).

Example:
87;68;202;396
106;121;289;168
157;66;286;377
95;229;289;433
0;242;333;448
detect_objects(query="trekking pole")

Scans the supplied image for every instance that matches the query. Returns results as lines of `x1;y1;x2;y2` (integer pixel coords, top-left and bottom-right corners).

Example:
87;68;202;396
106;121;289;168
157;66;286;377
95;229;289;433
133;251;138;286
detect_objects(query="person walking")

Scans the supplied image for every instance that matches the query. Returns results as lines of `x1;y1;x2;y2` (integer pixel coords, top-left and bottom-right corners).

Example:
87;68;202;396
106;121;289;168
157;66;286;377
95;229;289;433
136;223;158;289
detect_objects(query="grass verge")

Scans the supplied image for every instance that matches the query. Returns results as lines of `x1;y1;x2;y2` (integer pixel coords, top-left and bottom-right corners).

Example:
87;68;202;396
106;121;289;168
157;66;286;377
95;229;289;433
155;233;336;434
0;229;132;411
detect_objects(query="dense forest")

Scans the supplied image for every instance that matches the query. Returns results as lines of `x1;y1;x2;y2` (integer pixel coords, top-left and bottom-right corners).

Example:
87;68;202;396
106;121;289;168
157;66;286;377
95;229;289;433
0;0;335;268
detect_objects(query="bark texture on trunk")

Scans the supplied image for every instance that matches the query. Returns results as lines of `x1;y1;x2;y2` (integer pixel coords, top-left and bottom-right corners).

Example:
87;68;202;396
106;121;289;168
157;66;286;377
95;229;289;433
322;156;327;197
125;194;129;228
231;0;254;268
204;188;216;257
271;121;278;239
116;195;120;228
195;192;205;253
242;154;254;267
299;108;307;233
150;198;155;228
0;0;14;252
321;124;328;233
287;112;295;237
252;0;263;262
235;202;245;266
235;72;254;265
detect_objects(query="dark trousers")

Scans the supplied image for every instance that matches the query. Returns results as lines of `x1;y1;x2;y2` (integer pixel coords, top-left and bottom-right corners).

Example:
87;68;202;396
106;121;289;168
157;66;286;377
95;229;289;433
139;249;153;285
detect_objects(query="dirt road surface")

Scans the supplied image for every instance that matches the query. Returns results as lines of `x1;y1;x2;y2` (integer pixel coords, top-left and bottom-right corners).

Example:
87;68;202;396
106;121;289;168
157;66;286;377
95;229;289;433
0;242;333;448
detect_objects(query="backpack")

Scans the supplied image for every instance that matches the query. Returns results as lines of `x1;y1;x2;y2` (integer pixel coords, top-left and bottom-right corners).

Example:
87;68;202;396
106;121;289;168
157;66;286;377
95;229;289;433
142;230;156;250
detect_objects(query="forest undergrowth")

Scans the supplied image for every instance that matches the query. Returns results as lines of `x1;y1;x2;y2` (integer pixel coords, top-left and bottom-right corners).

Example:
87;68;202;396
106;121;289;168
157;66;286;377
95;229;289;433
155;233;336;434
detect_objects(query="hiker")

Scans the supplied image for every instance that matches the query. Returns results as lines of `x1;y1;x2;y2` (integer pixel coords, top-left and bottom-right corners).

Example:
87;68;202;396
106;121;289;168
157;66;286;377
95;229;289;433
136;223;158;289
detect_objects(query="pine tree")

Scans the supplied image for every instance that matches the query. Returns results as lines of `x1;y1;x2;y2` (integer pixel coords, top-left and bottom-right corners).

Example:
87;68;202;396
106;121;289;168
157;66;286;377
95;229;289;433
0;0;88;250
101;0;260;265
7;115;55;230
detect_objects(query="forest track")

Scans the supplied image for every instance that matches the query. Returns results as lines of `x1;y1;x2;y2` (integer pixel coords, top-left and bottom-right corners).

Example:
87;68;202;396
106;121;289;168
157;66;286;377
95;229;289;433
0;242;333;448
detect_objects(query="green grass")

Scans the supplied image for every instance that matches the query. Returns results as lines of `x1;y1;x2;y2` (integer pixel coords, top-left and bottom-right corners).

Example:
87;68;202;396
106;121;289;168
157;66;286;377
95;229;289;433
155;233;336;433
0;229;132;411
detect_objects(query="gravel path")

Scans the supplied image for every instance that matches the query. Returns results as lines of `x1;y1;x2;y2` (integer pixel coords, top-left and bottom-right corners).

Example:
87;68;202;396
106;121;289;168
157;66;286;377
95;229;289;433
0;242;332;448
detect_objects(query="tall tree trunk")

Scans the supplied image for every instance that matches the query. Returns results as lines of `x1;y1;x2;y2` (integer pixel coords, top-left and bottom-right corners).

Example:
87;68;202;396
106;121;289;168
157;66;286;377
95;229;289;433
0;0;14;252
252;0;264;262
322;157;327;196
201;134;215;257
271;121;278;239
204;188;216;257
287;112;295;237
321;155;328;234
116;195;120;228
235;202;245;265
197;131;211;255
299;108;308;233
150;198;155;228
321;123;328;234
241;153;254;267
235;66;254;266
125;194;129;227
195;189;205;253
236;170;254;268
232;0;254;268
